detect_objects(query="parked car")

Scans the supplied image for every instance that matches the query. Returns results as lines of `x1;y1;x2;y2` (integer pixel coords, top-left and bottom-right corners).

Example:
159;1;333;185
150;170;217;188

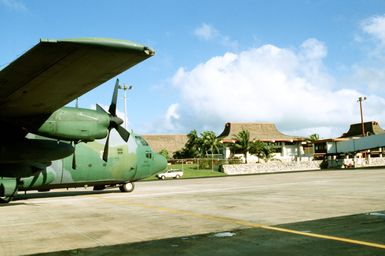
156;169;184;180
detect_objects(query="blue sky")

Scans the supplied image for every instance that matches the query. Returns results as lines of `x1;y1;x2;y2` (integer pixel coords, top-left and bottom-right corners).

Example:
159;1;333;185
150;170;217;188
2;0;385;138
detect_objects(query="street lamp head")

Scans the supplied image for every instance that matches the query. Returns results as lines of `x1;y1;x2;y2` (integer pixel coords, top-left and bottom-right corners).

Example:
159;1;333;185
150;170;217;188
358;96;367;102
118;84;133;90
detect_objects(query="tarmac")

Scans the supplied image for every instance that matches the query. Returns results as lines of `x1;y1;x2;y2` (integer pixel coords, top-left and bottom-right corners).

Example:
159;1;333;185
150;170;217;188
0;168;385;255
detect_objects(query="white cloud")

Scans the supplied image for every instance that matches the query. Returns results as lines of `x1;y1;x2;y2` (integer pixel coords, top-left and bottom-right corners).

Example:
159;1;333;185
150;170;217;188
194;23;219;41
164;103;180;129
163;39;385;138
143;103;184;134
300;38;327;60
0;0;27;12
361;15;385;46
150;16;385;138
194;23;238;49
348;14;385;94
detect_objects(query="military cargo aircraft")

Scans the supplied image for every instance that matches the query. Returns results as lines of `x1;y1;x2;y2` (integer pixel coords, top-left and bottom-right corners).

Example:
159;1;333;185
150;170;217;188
0;38;165;203
17;131;167;199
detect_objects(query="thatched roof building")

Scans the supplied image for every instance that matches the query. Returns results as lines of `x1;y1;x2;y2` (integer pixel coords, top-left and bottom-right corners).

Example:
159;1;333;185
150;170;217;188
142;134;187;154
218;122;305;142
340;121;385;138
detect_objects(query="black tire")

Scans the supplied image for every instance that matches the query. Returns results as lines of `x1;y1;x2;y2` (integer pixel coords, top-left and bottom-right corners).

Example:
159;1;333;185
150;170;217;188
93;185;105;191
119;182;135;192
161;176;165;180
0;196;12;204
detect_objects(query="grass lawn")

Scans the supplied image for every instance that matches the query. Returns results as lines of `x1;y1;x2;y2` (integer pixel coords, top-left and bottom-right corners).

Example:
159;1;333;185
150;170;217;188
145;163;226;181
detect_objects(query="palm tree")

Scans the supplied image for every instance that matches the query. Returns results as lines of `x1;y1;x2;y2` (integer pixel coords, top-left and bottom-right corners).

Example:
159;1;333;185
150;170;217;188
185;129;201;158
231;129;251;163
200;131;220;157
250;140;274;162
309;133;320;142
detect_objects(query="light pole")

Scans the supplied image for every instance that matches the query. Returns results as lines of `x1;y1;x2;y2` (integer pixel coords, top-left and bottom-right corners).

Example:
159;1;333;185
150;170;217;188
358;96;367;136
118;84;132;129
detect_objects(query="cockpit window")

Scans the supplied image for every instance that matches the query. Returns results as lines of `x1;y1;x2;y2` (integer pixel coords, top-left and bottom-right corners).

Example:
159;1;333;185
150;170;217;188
135;136;149;146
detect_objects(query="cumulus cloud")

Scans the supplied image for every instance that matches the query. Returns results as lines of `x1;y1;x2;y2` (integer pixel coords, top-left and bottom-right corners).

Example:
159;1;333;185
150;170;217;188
349;14;385;94
194;23;238;49
160;38;385;138
143;103;184;134
149;17;385;138
361;15;385;46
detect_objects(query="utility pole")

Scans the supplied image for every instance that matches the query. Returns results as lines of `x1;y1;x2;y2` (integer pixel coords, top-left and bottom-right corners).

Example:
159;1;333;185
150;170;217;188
358;96;367;136
118;83;133;129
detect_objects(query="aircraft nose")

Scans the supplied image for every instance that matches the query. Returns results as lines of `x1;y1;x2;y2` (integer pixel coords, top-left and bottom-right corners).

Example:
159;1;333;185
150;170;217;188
153;153;167;175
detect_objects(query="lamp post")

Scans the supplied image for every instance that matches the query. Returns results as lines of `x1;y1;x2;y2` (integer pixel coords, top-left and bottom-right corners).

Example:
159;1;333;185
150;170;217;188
118;84;132;129
358;96;367;136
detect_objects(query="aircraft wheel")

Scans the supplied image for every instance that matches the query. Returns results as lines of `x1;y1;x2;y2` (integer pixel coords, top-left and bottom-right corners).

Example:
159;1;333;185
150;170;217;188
0;182;18;203
93;185;105;191
119;182;135;192
0;196;13;204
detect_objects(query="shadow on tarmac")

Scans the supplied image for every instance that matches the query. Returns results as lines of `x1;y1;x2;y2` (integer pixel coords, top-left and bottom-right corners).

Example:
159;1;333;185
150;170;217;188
30;211;385;256
13;189;121;202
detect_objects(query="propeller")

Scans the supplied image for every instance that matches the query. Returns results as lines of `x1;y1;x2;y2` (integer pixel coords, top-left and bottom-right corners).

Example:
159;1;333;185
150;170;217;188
72;141;78;169
97;79;130;161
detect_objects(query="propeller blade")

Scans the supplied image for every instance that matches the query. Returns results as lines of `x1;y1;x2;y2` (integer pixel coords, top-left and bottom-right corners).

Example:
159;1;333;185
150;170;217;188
108;79;119;116
116;125;130;142
102;131;110;162
99;78;130;162
96;104;108;114
72;142;77;169
72;152;76;169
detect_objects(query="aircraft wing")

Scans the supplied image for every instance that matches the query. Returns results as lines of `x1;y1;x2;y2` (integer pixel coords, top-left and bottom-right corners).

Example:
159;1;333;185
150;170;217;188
0;38;154;133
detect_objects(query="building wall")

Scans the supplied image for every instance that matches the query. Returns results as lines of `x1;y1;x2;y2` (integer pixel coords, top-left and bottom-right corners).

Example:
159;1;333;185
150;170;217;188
223;142;306;163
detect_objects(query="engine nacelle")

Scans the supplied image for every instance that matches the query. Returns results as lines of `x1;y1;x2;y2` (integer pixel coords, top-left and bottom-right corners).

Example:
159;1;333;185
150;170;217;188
36;107;110;141
0;139;74;177
0;139;74;163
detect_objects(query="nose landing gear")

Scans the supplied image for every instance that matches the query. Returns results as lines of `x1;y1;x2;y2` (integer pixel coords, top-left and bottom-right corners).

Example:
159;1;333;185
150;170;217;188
119;182;134;192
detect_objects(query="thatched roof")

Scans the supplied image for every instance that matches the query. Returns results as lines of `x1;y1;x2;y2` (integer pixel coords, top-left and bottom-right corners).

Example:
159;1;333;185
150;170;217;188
142;134;187;154
340;121;385;138
218;122;305;142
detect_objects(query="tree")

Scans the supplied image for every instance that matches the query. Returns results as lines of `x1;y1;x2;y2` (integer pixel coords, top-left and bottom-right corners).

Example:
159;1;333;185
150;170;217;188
200;131;221;157
231;129;251;163
173;129;221;159
250;140;274;162
159;149;170;160
173;130;201;159
309;133;320;142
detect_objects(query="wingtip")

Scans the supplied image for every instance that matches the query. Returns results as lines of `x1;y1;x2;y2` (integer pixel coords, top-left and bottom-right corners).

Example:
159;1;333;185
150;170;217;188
144;46;155;56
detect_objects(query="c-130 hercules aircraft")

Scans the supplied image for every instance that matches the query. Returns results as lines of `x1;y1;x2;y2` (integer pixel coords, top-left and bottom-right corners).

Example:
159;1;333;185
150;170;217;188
0;38;167;203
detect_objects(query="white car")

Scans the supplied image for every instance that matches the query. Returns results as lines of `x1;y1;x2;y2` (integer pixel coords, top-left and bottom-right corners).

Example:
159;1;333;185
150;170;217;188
156;169;184;180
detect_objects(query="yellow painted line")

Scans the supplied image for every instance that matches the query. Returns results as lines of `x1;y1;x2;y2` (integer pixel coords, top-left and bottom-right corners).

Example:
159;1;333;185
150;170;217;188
97;197;385;250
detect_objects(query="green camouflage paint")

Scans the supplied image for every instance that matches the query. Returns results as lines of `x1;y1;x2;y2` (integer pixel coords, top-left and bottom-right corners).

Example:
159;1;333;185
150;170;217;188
20;132;167;192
